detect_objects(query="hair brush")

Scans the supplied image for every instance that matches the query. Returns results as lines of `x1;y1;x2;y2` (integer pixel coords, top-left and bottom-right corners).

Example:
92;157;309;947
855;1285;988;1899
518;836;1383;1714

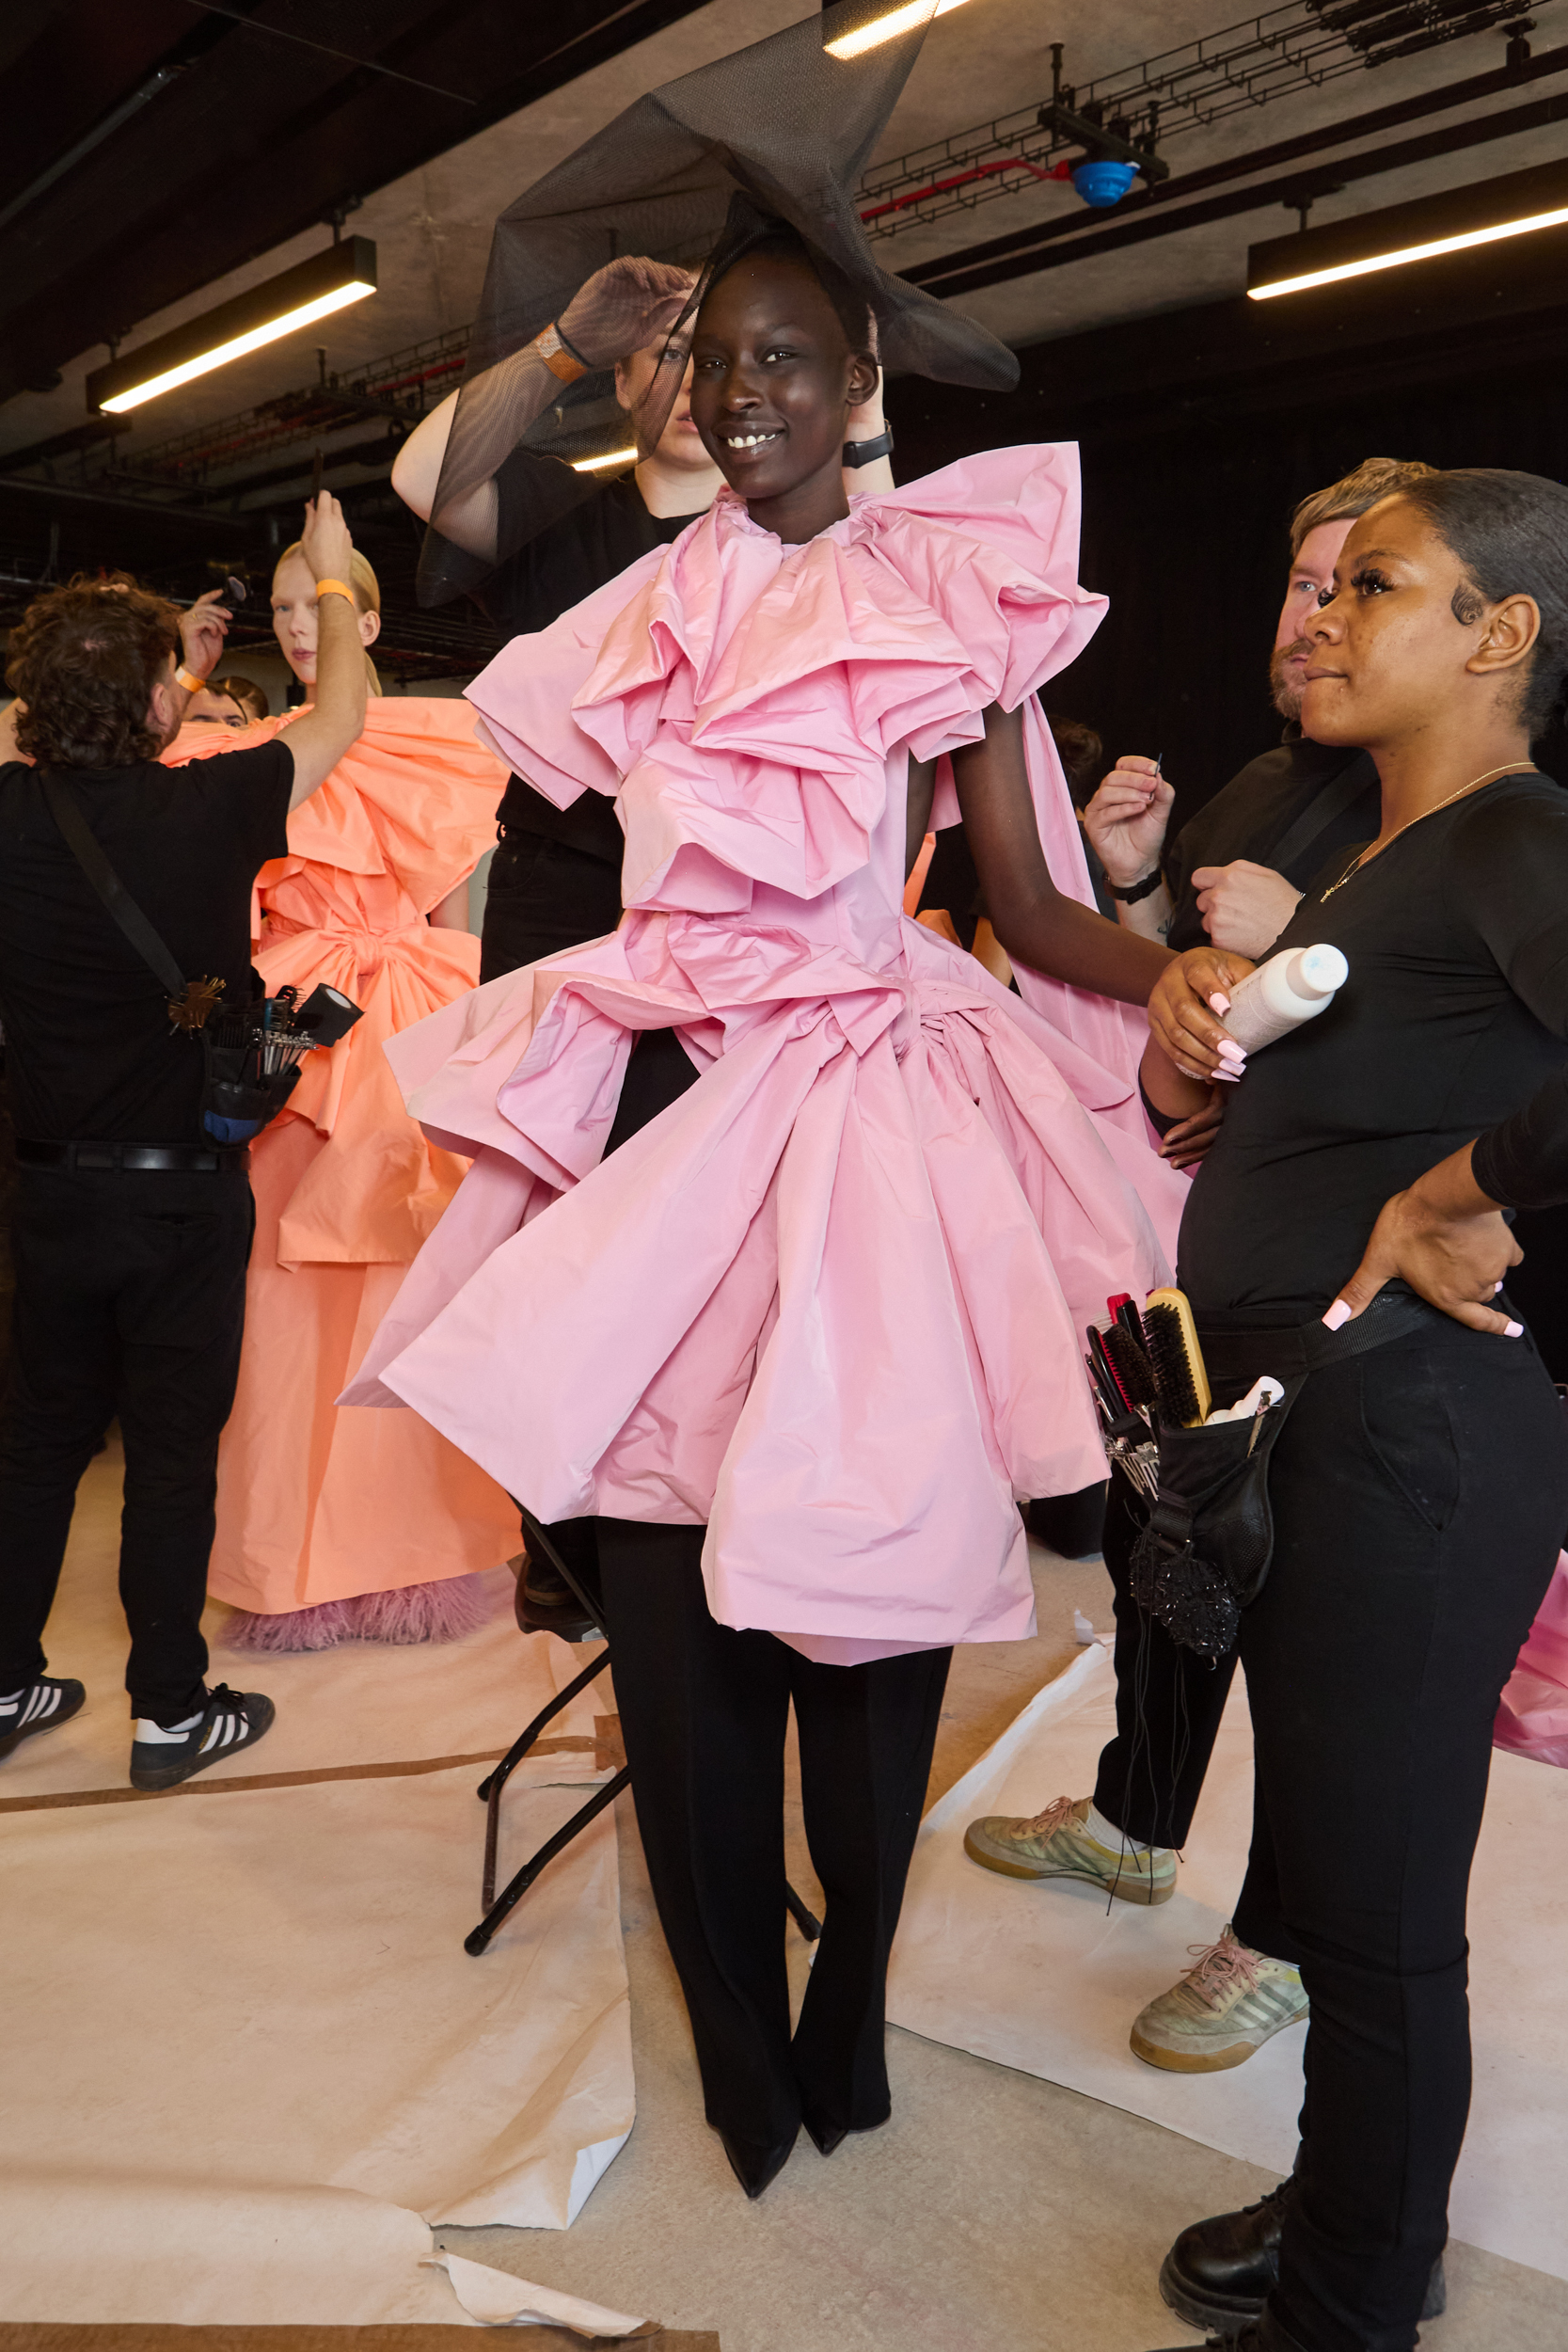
1142;1287;1212;1427
1100;1318;1158;1414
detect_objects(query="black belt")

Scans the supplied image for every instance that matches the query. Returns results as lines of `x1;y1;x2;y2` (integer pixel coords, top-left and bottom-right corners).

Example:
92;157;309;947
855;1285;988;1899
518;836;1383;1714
1195;1284;1445;1390
16;1137;249;1174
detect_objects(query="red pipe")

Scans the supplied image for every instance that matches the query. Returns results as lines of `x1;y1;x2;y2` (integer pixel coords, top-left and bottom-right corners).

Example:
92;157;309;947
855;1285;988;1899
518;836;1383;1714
861;157;1069;225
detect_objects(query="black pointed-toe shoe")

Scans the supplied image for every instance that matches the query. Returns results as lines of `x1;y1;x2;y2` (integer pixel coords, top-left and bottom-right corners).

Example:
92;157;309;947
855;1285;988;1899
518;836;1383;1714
1160;2176;1445;2336
717;2127;797;2200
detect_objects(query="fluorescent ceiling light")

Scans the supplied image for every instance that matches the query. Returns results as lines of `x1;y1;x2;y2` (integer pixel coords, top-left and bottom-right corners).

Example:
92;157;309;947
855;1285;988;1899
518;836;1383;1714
571;447;638;472
87;240;378;415
1250;203;1568;300
825;0;970;63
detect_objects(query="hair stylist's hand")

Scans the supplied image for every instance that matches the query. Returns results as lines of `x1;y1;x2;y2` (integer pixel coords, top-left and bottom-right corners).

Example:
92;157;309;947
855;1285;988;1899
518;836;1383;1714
1159;1090;1226;1170
1192;860;1304;959
300;491;355;586
178;588;230;682
1148;946;1251;1084
1083;757;1174;888
559;255;695;368
1325;1152;1524;1337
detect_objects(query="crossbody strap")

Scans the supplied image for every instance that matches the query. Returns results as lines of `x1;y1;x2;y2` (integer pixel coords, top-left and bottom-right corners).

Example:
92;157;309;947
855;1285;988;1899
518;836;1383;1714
41;771;188;1000
1266;758;1379;886
40;770;226;1033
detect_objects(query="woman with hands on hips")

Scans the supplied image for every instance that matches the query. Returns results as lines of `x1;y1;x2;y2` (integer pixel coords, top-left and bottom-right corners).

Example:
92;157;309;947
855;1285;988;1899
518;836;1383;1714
1136;469;1568;2352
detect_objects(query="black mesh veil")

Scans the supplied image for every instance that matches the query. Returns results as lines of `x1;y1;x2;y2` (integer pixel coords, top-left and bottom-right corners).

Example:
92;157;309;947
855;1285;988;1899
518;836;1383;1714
419;0;1020;607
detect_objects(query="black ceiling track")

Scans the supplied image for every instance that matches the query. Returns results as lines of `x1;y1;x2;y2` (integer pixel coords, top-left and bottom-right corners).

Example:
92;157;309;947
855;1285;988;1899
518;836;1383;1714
907;39;1568;298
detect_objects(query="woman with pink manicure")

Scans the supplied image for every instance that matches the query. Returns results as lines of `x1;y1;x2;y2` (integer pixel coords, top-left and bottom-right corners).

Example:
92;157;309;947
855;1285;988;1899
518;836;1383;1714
1139;470;1568;2352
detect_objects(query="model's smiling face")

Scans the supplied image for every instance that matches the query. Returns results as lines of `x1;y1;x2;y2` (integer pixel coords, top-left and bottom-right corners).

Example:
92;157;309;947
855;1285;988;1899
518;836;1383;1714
689;249;876;510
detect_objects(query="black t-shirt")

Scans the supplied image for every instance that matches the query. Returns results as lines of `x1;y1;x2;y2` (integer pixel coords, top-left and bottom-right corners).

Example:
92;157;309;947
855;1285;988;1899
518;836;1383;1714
482;469;705;862
1178;772;1568;1319
1476;1065;1568;1210
1164;734;1381;954
0;743;293;1147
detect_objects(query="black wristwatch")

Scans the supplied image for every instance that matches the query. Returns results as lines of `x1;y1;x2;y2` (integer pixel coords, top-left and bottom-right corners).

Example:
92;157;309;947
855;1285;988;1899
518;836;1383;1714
1107;866;1164;904
843;425;894;468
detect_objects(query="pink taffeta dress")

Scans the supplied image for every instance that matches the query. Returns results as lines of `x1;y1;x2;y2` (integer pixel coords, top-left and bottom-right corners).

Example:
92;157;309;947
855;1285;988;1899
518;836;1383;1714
347;449;1187;1664
164;701;521;1627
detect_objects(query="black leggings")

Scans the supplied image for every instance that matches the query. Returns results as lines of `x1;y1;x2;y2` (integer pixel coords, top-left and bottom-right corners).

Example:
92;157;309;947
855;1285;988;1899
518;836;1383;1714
596;1519;950;2151
1225;1319;1566;2352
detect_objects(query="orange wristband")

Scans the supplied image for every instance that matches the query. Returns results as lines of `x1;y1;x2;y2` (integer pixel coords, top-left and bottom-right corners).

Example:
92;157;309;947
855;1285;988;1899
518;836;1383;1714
535;321;589;385
314;579;355;603
176;664;207;693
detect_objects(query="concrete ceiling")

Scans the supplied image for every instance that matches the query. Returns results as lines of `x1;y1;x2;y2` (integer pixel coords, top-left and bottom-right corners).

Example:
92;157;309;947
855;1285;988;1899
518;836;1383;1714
5;0;1565;469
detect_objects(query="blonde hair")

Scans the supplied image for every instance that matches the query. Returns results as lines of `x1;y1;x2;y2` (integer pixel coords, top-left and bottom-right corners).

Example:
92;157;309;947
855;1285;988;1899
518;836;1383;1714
1289;459;1436;564
274;543;383;694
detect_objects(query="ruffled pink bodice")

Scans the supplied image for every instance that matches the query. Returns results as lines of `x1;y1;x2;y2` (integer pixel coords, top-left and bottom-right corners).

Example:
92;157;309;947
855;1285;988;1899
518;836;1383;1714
349;450;1181;1661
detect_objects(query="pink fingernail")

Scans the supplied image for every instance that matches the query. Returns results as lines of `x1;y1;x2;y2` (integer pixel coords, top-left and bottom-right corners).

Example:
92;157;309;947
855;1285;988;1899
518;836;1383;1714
1217;1041;1245;1064
1505;1319;1523;1338
1494;1280;1505;1294
1212;1069;1242;1084
1322;1300;1352;1330
1209;993;1231;1014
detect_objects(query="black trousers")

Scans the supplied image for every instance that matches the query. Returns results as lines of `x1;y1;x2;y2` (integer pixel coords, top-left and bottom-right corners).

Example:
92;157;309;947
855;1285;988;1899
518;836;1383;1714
478;828;623;985
1092;1467;1239;1852
1222;1319;1566;2352
596;1518;951;2151
0;1165;253;1724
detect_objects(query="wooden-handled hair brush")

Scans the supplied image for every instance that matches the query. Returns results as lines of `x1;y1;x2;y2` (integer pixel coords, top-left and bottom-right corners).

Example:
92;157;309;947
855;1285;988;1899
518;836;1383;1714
1143;1286;1212;1427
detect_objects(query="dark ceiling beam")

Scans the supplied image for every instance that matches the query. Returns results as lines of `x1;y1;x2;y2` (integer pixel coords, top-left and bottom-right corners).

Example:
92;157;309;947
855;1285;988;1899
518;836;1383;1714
0;472;262;532
0;0;714;407
907;42;1568;297
893;221;1568;477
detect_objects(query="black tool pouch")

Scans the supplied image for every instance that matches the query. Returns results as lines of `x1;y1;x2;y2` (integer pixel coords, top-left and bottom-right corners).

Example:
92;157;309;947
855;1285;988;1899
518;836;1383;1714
199;1027;303;1144
41;771;357;1147
1127;1285;1443;1661
1128;1378;1306;1663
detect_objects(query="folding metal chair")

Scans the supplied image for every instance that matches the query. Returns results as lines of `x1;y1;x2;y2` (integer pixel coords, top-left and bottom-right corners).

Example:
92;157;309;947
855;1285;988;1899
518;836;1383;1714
465;1507;823;1957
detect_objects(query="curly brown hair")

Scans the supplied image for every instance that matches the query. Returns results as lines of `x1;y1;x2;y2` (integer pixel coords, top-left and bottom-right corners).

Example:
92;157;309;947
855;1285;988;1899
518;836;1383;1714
7;580;182;769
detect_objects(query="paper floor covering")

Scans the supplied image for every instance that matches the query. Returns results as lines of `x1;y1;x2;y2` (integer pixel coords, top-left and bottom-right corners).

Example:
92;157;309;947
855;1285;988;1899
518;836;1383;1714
886;1643;1568;2284
3;1454;639;2327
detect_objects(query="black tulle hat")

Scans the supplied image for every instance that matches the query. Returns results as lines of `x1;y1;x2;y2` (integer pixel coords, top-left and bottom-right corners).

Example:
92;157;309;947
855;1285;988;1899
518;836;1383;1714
420;0;1019;605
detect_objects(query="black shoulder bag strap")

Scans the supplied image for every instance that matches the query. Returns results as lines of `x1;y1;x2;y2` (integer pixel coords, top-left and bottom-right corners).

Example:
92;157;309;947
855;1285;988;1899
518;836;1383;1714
1266;756;1380;886
41;771;221;1030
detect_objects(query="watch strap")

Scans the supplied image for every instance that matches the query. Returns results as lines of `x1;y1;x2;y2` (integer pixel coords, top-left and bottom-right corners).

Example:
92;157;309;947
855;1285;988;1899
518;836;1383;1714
1107;866;1165;905
843;424;894;469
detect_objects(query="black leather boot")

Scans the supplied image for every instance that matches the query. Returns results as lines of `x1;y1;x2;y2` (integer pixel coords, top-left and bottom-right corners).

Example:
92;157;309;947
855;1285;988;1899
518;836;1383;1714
1159;2176;1446;2336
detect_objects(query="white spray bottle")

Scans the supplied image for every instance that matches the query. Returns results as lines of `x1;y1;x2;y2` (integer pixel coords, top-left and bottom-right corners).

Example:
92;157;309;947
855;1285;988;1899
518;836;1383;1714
1221;943;1348;1054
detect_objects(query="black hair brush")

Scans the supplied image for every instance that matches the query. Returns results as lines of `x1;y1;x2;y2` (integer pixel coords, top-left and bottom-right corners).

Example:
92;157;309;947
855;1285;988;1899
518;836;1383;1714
1100;1318;1157;1414
1143;1287;1212;1427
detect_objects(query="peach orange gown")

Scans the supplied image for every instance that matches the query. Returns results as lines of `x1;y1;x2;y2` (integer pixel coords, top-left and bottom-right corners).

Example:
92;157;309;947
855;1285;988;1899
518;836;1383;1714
164;700;519;1635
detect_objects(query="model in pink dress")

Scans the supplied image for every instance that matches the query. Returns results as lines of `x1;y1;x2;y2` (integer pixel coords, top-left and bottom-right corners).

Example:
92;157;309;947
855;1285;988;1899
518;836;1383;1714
349;444;1183;1661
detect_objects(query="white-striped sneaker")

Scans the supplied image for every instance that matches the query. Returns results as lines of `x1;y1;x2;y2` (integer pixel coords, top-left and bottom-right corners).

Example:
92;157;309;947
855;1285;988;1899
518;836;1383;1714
130;1684;275;1791
964;1794;1177;1905
1131;1923;1308;2073
0;1676;86;1760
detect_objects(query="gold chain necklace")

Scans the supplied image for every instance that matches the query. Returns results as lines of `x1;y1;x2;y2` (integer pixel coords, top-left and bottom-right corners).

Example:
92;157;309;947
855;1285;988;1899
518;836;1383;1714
1320;761;1535;901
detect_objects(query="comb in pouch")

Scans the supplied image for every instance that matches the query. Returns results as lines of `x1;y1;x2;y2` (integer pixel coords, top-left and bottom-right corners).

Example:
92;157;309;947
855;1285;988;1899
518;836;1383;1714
1143;1286;1212;1427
